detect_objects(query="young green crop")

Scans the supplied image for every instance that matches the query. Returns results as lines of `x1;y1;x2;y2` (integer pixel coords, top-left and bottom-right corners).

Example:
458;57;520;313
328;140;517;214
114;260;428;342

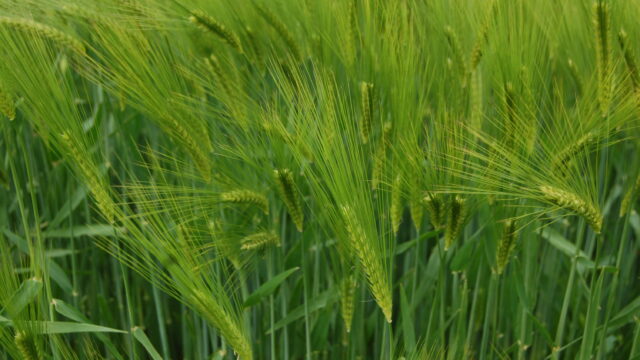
0;0;640;359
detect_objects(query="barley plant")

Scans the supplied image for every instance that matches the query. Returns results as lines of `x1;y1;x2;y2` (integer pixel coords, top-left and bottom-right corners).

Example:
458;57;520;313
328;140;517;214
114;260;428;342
1;0;640;359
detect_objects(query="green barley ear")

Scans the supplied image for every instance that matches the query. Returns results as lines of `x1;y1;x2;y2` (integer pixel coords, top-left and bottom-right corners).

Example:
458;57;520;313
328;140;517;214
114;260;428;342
495;220;517;275
444;196;466;250
359;82;374;144
593;1;612;117
340;205;392;322
620;174;640;217
15;331;42;360
409;187;424;232
469;0;493;71
551;132;597;172
344;0;358;66
503;81;517;144
391;175;404;235
240;231;280;251
189;290;252;360
469;70;483;134
539;185;602;233
256;4;301;61
204;55;231;95
371;122;392;190
339;273;357;333
274;169;304;232
618;29;640;99
60;132;115;223
0;17;85;54
170;118;212;182
189;10;242;52
567;59;584;96
444;26;467;84
220;189;269;214
0;88;15;121
424;193;444;230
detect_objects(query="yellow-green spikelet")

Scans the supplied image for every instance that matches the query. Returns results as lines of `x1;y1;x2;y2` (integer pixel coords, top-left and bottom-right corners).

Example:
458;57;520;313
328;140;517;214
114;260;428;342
539;185;602;233
360;82;373;144
220;189;269;214
619;30;640;106
190;290;252;360
274;169;304;232
593;2;611;117
340;273;357;333
552;132;596;172
409;188;424;232
371;122;391;190
0;17;85;54
341;205;392;322
256;4;301;61
60;132;115;223
620;174;640;217
444;196;466;250
189;10;242;52
495;220;517;275
240;231;280;251
444;26;467;84
0;89;15;120
15;331;41;360
424;193;444;230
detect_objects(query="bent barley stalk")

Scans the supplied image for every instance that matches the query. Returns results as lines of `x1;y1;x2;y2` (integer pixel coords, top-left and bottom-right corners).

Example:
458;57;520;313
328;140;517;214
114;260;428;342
539;185;602;233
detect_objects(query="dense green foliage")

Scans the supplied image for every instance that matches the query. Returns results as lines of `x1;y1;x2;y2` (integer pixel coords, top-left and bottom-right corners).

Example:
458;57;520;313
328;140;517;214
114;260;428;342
1;0;640;359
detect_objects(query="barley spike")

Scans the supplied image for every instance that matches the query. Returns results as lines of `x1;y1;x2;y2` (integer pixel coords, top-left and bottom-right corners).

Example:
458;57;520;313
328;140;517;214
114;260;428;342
189;10;242;52
0;17;85;54
539;185;602;233
220;189;269;214
360;82;373;144
274;169;304;232
340;205;392;322
495;220;517;275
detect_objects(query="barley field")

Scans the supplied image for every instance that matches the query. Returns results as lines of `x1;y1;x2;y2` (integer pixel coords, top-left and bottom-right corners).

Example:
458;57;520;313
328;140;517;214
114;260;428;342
1;0;640;359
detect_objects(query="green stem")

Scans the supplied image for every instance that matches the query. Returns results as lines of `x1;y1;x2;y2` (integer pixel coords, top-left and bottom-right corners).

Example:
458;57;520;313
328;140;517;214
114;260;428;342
479;272;498;360
552;219;586;359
